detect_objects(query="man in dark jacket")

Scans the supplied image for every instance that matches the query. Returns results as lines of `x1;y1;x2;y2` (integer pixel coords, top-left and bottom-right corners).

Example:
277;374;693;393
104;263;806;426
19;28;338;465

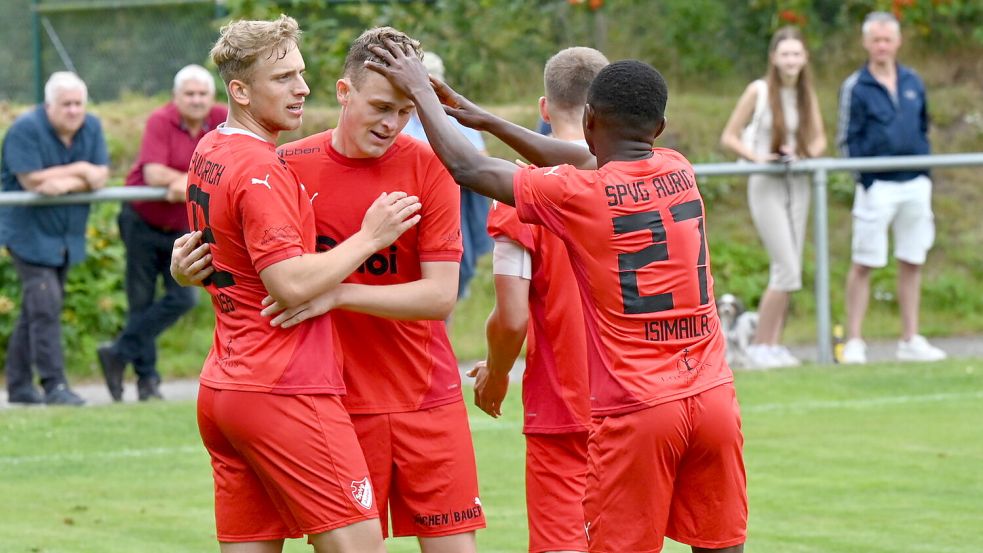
836;11;945;364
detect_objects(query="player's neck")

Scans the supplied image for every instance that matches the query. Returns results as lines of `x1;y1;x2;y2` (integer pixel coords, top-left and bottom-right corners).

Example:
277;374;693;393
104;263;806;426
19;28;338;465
595;138;655;168
551;125;586;143
226;108;278;143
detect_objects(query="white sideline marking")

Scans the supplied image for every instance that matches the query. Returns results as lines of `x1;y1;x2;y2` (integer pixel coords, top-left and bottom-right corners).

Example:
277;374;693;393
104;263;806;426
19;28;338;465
742;390;983;414
0;445;202;466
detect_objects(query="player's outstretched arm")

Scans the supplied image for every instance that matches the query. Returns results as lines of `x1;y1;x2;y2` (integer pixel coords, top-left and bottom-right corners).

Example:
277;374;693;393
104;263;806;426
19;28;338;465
365;40;519;206
261;192;421;309
466;273;530;418
434;80;596;171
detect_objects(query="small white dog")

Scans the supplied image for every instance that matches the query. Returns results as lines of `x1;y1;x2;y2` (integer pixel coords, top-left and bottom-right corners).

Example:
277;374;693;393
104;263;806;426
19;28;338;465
716;294;758;369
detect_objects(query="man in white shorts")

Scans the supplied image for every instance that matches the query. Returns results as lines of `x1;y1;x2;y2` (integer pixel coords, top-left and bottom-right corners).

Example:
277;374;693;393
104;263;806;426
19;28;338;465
837;11;945;363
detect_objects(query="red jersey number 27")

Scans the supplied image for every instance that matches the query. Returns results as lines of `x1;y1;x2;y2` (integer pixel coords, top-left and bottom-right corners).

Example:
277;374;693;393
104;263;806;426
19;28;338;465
612;199;708;314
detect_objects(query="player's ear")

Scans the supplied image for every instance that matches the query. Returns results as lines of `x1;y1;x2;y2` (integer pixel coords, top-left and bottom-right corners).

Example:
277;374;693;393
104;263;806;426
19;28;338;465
229;79;250;107
538;96;550;124
583;103;595;132
654;117;667;140
336;78;352;107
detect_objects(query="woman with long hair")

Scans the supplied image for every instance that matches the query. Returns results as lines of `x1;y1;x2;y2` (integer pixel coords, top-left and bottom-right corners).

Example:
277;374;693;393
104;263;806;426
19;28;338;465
721;26;827;368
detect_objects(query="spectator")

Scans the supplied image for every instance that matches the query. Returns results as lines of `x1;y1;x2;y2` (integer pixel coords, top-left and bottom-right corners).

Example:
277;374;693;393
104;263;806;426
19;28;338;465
837;12;944;363
0;71;109;406
720;26;826;369
401;51;492;300
96;65;227;402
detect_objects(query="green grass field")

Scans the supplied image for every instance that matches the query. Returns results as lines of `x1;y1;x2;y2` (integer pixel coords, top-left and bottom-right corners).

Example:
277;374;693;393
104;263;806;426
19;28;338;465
2;359;981;553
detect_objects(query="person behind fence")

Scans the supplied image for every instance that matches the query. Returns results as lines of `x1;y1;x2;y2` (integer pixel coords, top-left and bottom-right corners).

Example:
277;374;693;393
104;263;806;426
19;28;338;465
837;11;945;364
96;65;227;402
400;51;493;301
720;26;826;369
0;71;109;406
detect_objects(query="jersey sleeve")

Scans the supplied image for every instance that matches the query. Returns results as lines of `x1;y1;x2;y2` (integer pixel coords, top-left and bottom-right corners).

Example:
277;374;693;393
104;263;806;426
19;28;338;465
235;162;308;273
512;163;578;240
486;200;535;253
417;154;463;263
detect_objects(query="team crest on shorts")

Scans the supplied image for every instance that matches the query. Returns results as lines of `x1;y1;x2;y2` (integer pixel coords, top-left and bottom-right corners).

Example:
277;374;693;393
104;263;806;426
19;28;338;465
351;477;373;509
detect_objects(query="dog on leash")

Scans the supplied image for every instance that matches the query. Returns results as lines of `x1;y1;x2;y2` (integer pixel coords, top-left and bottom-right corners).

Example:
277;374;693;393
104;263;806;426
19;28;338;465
716;294;758;369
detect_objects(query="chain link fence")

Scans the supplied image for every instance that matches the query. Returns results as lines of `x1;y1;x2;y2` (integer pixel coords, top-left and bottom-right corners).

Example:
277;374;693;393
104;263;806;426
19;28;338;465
0;0;220;103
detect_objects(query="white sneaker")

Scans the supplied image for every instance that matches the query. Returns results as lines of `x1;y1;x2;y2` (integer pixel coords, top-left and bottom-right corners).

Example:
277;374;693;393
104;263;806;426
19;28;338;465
745;344;783;370
841;338;867;364
897;335;947;362
770;345;801;367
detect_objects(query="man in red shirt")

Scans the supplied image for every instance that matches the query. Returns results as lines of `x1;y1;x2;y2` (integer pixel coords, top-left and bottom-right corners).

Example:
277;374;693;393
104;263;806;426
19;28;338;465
175;27;484;553
188;16;419;552
97;64;227;402
471;46;607;553
367;45;747;553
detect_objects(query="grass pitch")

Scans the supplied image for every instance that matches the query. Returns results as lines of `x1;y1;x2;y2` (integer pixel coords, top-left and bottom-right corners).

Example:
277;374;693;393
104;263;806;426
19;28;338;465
1;359;981;553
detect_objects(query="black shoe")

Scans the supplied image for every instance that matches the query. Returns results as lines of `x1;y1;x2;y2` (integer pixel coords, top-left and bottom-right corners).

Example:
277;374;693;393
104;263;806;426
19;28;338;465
44;384;86;406
8;386;44;405
137;377;163;401
97;342;125;402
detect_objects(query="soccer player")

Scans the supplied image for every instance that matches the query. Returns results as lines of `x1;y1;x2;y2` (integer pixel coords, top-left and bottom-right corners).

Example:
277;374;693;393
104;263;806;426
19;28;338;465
189;16;419;553
367;43;748;553
175;27;484;553
469;46;607;553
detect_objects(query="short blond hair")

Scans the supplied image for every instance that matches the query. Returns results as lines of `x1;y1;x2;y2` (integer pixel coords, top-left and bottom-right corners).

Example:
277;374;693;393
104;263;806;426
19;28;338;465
343;26;422;87
210;14;302;85
544;47;609;111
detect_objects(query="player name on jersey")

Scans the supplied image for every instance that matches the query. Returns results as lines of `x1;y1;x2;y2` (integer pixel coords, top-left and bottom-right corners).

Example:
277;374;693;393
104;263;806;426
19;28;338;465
643;314;714;342
189;151;226;186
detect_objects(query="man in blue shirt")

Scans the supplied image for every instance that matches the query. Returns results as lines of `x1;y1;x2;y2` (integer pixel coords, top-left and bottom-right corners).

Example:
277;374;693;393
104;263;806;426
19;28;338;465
1;71;109;405
836;12;945;364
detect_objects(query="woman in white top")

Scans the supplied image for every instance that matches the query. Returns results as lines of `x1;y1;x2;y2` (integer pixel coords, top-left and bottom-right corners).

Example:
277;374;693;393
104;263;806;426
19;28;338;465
720;26;826;369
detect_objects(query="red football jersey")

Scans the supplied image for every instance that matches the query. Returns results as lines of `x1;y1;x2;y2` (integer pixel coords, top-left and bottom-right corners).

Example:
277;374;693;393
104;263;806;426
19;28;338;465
278;131;463;414
513;148;733;416
486;201;590;434
186;127;342;394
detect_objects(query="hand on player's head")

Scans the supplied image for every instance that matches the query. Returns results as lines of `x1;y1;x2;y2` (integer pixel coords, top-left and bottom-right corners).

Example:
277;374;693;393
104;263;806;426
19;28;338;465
364;39;432;99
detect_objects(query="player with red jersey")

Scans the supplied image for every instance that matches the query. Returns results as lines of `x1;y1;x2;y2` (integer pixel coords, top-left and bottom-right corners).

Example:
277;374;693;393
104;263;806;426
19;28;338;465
176;27;484;553
470;47;608;553
367;43;747;553
185;17;420;553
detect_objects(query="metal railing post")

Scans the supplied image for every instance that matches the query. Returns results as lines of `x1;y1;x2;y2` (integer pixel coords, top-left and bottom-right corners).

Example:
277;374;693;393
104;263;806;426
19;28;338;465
812;166;833;364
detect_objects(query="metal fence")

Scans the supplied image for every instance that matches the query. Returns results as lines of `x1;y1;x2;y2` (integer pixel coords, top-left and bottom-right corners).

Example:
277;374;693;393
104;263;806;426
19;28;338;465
2;152;982;364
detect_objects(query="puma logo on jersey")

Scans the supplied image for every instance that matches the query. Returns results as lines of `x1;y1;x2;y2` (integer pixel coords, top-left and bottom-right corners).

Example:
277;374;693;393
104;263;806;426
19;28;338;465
544;166;562;177
250;174;271;190
351;477;373;509
309;192;319;204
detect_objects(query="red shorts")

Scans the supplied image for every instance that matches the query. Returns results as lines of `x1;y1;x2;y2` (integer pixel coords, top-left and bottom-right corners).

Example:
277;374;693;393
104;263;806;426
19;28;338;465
197;386;378;542
526;432;589;553
584;383;747;553
350;400;485;538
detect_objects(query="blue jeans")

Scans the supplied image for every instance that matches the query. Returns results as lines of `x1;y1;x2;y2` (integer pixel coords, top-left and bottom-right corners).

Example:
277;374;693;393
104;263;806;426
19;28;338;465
4;252;69;394
112;206;197;380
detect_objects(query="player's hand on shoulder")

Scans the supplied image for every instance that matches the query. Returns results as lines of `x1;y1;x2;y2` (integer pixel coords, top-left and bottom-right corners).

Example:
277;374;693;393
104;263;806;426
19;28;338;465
170;231;213;287
360;191;422;250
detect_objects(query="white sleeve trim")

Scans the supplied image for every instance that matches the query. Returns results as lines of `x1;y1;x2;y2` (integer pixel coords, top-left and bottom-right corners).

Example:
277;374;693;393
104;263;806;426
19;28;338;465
492;239;532;279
